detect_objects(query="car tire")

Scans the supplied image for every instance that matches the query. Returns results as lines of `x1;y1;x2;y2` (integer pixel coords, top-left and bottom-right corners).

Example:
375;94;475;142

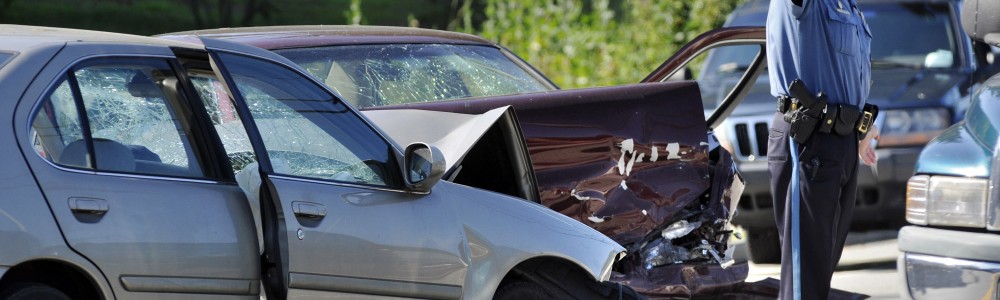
747;227;782;264
494;280;551;300
0;282;71;300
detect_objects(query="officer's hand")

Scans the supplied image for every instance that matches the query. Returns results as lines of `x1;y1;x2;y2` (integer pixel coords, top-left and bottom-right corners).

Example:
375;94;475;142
859;124;880;166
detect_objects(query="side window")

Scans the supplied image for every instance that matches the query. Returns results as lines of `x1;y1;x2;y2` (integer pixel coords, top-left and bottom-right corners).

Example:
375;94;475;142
214;52;399;187
692;43;771;161
693;44;768;112
30;58;207;178
188;73;256;174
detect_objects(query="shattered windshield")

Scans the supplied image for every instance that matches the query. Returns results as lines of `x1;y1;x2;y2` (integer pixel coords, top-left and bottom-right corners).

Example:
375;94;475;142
276;44;551;108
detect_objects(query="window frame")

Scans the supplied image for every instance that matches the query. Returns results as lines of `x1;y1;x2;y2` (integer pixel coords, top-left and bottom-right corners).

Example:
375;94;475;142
205;49;405;189
27;56;226;180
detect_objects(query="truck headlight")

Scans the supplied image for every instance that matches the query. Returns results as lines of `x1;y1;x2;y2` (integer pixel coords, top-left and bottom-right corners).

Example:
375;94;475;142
906;175;988;227
879;108;949;147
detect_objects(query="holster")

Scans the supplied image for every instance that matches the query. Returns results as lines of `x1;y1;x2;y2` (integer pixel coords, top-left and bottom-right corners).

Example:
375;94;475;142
782;80;828;144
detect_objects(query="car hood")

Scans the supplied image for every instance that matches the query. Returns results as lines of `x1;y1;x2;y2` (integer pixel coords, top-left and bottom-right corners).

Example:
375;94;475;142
363;106;511;175
867;68;966;107
724;67;967;118
363;106;540;202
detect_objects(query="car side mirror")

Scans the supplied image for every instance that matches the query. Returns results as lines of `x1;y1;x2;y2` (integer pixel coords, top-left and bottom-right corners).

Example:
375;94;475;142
403;143;445;193
924;50;954;69
665;67;693;82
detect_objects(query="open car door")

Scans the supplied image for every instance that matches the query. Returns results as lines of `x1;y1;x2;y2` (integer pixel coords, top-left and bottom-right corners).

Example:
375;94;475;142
643;26;768;130
199;38;471;299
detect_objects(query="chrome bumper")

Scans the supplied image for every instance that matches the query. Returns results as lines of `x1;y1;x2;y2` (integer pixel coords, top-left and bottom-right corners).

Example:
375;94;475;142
900;253;1000;299
898;226;1000;299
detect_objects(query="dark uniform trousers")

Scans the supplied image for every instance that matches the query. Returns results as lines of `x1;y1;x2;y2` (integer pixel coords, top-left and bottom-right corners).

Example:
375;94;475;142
767;111;859;299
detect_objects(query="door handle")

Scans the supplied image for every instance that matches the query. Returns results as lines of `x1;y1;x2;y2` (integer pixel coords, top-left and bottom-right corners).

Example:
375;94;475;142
69;197;109;215
292;201;326;219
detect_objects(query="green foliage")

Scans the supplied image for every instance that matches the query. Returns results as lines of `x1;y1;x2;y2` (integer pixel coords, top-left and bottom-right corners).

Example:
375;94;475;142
1;0;743;89
463;0;745;88
0;0;457;35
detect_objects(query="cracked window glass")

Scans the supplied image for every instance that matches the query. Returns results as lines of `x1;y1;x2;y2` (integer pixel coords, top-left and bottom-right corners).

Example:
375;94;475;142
214;52;398;187
30;59;205;178
188;73;256;174
277;44;550;108
30;78;82;164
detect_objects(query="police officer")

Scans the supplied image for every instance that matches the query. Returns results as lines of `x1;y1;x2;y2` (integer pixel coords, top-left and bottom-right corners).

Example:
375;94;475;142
766;0;879;298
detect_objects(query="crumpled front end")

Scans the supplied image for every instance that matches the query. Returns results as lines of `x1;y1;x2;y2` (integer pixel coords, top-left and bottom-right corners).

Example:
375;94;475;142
368;83;753;296
606;134;749;297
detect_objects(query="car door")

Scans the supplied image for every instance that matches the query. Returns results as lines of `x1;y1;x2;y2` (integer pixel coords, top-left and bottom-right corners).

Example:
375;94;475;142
15;44;259;299
199;38;467;299
643;26;768;130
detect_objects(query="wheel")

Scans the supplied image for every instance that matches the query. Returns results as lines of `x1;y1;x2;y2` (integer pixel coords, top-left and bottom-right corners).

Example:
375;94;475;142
747;227;782;264
494;280;551;300
0;282;71;300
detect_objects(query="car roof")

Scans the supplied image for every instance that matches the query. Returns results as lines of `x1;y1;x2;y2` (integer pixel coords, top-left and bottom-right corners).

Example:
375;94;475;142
157;25;497;50
0;24;200;54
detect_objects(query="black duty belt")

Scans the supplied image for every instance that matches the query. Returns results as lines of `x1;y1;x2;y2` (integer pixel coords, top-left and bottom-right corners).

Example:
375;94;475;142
777;79;879;144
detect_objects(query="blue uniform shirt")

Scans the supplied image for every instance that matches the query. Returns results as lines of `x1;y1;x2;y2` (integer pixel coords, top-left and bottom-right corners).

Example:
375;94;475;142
767;0;872;107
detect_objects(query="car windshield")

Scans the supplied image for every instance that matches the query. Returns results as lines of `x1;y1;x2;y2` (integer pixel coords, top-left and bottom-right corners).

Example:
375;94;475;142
275;44;551;108
865;3;956;68
698;2;957;110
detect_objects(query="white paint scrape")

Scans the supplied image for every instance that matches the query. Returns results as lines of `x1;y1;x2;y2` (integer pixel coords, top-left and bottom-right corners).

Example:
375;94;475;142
588;216;606;223
617;139;634;175
650;146;659;162
666;143;681;159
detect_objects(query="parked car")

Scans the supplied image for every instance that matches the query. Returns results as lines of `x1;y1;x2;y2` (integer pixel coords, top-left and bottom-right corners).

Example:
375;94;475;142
898;0;1000;298
0;25;642;299
654;0;996;263
158;26;764;297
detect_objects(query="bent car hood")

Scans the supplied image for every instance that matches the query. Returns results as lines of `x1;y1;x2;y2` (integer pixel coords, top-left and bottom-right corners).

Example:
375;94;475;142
368;82;717;244
362;106;539;202
362;106;512;174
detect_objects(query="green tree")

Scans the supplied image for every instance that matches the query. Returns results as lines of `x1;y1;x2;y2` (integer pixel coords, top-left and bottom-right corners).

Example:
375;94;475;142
182;0;278;28
463;0;745;88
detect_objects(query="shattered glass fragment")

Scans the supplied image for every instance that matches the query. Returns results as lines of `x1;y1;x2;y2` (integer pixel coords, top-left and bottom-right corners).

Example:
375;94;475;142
661;220;702;240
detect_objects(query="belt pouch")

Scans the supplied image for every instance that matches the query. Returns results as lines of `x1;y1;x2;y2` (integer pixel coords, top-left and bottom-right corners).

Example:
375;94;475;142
818;104;838;134
835;105;861;136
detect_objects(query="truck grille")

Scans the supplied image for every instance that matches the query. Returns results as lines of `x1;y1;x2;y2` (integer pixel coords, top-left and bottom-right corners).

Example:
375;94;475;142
727;116;772;161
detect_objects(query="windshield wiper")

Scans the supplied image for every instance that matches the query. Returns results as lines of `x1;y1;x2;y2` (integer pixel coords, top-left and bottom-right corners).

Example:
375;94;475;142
871;60;921;69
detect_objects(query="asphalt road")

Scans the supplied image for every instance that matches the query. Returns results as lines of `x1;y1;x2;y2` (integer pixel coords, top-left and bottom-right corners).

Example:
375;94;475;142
735;229;902;299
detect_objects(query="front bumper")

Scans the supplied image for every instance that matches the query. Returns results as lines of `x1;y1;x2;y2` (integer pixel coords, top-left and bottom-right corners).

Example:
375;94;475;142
897;226;1000;299
732;147;917;229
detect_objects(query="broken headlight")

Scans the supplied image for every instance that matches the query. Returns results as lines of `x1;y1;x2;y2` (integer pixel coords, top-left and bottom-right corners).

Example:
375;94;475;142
639;219;728;269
